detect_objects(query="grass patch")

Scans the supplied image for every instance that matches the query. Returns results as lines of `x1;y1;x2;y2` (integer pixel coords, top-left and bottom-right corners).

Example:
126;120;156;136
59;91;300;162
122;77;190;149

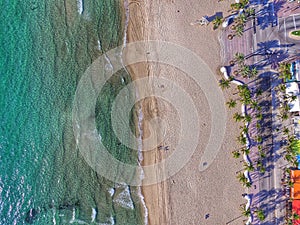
291;30;300;36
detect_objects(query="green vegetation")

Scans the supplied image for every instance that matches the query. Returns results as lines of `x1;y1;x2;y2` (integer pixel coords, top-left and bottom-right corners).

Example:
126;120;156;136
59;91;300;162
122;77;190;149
212;16;223;30
234;52;245;66
244;162;255;172
240;205;251;217
237;133;247;145
291;30;300;36
279;62;292;80
226;99;237;108
233;112;244;122
241;147;250;155
255;208;266;221
293;213;300;220
219;78;231;89
232;150;241;158
231;0;249;10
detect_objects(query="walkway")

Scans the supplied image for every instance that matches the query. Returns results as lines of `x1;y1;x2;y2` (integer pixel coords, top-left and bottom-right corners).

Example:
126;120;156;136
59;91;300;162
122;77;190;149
219;0;300;224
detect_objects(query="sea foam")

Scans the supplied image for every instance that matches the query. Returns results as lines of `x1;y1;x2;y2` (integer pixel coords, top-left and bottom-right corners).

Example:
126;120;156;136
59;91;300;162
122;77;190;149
113;186;134;209
77;0;84;14
108;188;115;197
122;0;129;48
91;208;97;222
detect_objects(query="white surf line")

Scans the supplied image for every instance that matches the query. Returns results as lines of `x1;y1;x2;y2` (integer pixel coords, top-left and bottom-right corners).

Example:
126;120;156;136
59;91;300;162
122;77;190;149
135;97;149;225
220;67;253;225
121;1;148;224
122;0;129;49
91;208;97;223
77;0;83;15
69;208;76;223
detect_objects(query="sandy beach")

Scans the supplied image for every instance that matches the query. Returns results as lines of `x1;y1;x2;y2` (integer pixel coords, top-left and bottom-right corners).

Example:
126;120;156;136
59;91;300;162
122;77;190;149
126;0;245;224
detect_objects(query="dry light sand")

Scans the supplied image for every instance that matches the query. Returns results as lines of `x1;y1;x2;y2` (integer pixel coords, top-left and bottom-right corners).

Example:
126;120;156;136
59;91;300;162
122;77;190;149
126;0;245;224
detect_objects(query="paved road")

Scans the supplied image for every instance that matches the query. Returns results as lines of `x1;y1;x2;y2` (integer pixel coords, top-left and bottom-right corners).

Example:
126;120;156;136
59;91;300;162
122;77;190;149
275;14;300;54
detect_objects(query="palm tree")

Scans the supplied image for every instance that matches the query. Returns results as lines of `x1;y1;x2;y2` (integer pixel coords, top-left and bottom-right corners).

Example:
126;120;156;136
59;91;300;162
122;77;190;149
244;162;255;172
245;7;255;17
240;0;249;8
212;16;223;30
237;134;247;145
219;78;231;89
288;95;298;103
288;180;294;187
238;85;252;104
260;152;266;159
255;208;266;221
282;102;291;112
240;96;252;105
285;154;293;162
286;218;293;225
240;125;248;133
256;135;263;143
256;121;261;129
244;114;252;123
231;0;249;11
277;83;286;92
240;65;251;78
260;166;266;174
251;67;258;77
235;13;247;27
240;205;251;217
283;127;290;136
241;147;250;155
256;113;263;120
250;100;259;110
256;159;263;168
227;99;237;108
279;62;292;80
232;150;241;158
288;135;296;143
234;24;244;37
233;112;244;122
245;181;252;188
238;84;249;92
256;88;263;97
258;145;262;151
231;3;242;10
285;167;291;174
257;105;262;111
292;212;300;220
234;52;245;66
279;62;290;72
237;172;247;183
280;112;289;121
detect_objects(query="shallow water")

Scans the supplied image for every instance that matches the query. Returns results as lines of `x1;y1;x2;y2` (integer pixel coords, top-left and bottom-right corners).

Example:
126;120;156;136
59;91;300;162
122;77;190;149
0;0;144;224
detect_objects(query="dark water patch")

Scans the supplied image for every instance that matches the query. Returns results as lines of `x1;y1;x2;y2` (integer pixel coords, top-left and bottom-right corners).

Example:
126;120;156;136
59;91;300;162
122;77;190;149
25;208;40;224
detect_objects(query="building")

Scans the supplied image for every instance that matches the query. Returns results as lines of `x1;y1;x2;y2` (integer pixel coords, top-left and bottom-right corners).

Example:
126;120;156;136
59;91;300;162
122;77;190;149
284;61;300;113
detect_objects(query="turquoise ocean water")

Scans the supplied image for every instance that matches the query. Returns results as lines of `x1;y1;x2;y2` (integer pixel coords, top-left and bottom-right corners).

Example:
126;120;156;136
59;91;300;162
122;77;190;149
0;0;144;224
